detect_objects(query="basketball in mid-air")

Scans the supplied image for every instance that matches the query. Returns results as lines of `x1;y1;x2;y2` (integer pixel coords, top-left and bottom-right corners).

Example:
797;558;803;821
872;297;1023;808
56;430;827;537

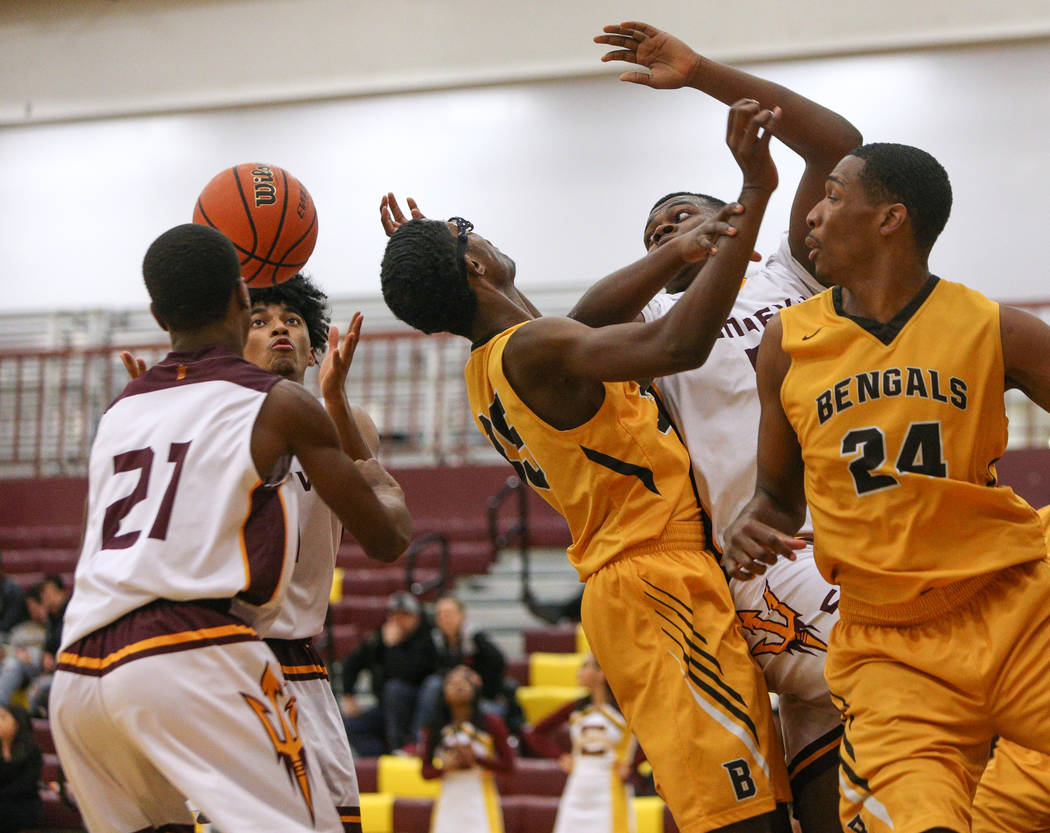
192;163;318;285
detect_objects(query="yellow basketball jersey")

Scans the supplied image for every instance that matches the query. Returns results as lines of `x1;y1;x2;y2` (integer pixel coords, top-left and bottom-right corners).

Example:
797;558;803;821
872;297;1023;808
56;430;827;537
779;277;1044;607
465;322;702;580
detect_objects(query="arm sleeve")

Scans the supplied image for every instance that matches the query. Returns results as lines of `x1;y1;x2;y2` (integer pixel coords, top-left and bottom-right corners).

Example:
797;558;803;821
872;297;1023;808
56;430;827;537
522;699;576;758
475;714;514;774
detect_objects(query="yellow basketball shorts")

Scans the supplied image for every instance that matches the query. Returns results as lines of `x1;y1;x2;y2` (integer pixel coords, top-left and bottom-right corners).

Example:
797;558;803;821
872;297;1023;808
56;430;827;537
581;524;790;833
972;738;1050;833
826;558;1050;833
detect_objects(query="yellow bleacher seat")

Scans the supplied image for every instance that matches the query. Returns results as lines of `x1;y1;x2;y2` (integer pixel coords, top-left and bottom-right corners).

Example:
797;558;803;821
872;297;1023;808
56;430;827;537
359;792;394;833
575;623;590;654
633;795;667;833
529;651;584;687
377;754;441;799
516;684;587;724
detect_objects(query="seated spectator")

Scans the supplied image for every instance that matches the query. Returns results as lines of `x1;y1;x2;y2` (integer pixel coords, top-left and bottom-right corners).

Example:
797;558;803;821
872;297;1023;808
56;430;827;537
420;665;513;833
0;553;28;642
25;574;69;716
416;594;522;735
0;703;43;833
341;591;438;756
0;585;48;707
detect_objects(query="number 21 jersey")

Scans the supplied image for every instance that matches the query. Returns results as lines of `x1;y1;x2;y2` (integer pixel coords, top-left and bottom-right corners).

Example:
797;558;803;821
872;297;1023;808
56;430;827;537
779;277;1044;607
61;346;299;650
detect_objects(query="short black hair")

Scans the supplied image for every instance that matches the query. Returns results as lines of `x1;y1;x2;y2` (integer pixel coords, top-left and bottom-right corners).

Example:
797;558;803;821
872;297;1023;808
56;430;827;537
143;224;241;332
850;143;952;251
648;191;728;217
380;219;476;339
249;274;330;353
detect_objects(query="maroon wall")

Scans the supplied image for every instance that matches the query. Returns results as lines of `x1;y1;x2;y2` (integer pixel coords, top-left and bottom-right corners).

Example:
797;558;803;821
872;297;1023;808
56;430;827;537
2;450;1048;540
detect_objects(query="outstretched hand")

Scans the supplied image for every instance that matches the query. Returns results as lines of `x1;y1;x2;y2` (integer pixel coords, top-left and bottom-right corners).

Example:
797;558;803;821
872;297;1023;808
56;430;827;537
676;202;745;264
319;312;363;403
726;99;781;194
380;193;425;237
594;21;701;89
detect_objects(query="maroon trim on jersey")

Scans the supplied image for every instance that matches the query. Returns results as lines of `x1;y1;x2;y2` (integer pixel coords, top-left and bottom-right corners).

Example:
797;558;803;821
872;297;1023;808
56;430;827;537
57;598;258;677
107;345;281;412
237;482;288;606
265;636;330;681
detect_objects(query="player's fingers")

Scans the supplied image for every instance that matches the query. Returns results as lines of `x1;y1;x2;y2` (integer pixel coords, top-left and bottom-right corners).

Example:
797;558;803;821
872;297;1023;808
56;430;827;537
406;198;424;219
618;71;654;86
698;220;737;238
750;250;763;262
119;351;142;380
387;192;408;224
715;202;745;222
619;21;658;37
757;106;782;149
328;324;340;355
594;34;639;49
601;49;639;65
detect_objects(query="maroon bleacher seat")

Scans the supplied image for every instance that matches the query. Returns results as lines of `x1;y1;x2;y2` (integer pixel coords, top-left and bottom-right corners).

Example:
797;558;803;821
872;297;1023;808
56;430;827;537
32;718;55;753
496;758;567;796
329;596;387;631
41;752;63;783
338;539;493;579
40;787;83;831
0;525;82;550
355;757;378;794
329;624;362;659
506;657;529;687
340;569;407;597
523;625;578;654
392;797;433;833
502;795;560;833
1;548;77;574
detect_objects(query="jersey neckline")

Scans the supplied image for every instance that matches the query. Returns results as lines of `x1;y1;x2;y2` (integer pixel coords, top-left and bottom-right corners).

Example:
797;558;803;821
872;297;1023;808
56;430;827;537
831;275;940;346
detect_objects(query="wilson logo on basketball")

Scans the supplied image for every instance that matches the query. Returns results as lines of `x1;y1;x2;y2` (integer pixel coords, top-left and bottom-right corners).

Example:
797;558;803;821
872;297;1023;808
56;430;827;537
250;166;277;207
296;187;309;220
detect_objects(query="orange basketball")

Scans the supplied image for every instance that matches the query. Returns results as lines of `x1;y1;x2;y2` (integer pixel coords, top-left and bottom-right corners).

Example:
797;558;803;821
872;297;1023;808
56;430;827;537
192;163;318;285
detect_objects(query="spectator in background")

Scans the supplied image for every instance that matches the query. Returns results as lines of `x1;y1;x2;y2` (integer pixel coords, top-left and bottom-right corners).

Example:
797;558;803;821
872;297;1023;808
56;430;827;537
0;703;43;833
25;574;69;716
341;591;437;755
0;553;28;641
526;654;638;833
416;595;513;735
0;584;48;707
420;665;513;833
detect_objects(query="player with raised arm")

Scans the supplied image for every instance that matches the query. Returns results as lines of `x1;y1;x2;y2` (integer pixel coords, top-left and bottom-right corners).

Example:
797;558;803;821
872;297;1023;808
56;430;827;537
381;102;793;833
50;224;412;833
566;22;861;832
723;144;1050;833
123;273;387;833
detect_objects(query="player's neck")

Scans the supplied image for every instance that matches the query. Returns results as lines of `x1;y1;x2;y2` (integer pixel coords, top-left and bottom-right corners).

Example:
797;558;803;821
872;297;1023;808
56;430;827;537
471;292;533;346
169;324;245;357
838;250;930;323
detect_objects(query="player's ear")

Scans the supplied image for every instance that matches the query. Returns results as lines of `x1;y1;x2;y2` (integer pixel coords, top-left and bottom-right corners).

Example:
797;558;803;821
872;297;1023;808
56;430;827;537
879;203;908;237
307;348;317;368
465;255;486;278
149;303;170;333
235;279;251;309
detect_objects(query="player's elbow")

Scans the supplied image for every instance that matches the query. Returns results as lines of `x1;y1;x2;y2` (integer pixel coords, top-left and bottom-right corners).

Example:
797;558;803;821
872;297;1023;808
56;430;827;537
661;336;715;375
363;517;413;564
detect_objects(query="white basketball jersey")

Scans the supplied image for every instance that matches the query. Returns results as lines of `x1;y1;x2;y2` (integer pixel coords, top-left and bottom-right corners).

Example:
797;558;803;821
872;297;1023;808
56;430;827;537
643;233;823;548
262;459;342;640
62;346;298;649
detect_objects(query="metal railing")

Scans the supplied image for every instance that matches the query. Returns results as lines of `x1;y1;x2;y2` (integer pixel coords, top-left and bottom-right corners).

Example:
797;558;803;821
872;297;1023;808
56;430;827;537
4;298;1050;478
0;332;500;477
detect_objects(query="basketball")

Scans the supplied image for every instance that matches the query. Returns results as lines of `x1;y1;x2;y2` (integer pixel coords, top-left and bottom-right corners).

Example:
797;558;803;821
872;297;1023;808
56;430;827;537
192;162;318;286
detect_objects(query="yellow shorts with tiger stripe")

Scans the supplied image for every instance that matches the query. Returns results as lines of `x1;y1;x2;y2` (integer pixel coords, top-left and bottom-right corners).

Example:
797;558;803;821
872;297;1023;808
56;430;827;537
827;558;1050;833
972;738;1050;833
581;523;790;833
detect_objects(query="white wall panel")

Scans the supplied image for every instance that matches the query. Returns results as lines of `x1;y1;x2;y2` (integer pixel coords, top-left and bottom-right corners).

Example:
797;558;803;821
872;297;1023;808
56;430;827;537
2;0;1049;124
1;39;1047;316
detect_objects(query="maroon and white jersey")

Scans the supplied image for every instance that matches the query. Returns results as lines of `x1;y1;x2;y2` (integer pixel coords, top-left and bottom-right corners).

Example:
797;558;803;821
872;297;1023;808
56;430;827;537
61;345;298;649
262;458;342;641
642;233;823;548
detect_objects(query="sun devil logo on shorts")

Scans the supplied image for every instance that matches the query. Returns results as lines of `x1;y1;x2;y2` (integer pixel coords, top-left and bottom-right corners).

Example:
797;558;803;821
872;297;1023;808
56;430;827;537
737;583;828;657
242;663;315;822
251;166;277;207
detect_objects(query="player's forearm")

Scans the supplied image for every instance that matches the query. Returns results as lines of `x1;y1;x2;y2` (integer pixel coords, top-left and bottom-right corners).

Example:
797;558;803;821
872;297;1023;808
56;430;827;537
657;185;772;370
747;485;806;535
568;240;689;327
686;58;861;163
324;393;374;460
